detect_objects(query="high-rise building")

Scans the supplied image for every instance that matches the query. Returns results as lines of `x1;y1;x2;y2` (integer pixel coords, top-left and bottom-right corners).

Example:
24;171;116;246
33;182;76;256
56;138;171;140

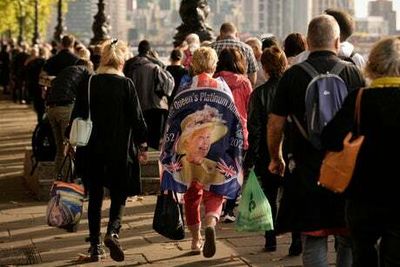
356;16;389;36
65;0;130;44
105;0;130;41
312;0;354;17
65;0;97;44
242;0;259;33
368;0;397;35
242;0;311;39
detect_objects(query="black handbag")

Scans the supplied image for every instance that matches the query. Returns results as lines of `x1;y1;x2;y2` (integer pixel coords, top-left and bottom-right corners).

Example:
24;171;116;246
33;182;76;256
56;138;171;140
152;190;185;240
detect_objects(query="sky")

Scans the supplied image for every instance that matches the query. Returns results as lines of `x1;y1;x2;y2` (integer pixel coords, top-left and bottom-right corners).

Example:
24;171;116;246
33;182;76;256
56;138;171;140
354;0;400;28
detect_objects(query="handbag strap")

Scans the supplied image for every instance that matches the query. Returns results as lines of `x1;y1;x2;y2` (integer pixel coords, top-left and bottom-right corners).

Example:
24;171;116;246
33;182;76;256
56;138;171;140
354;88;365;136
57;154;74;182
87;75;93;120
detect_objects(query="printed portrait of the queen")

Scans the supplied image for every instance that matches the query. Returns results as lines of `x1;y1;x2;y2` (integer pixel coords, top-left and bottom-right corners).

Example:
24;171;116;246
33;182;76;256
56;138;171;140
175;105;228;185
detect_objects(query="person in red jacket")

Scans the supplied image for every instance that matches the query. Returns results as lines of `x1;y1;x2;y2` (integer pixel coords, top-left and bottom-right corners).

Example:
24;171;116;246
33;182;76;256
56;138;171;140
214;47;252;222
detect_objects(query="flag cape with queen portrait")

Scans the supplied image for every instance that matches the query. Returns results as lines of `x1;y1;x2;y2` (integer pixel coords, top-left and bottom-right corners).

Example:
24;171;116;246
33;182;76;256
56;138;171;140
160;74;244;199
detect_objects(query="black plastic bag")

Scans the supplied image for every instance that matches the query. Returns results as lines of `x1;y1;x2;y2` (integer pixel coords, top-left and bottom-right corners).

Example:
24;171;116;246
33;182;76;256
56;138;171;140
152;191;185;240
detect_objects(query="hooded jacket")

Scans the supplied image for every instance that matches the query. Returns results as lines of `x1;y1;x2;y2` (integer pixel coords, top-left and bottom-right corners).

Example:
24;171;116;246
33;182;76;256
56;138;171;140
124;55;168;111
214;71;252;149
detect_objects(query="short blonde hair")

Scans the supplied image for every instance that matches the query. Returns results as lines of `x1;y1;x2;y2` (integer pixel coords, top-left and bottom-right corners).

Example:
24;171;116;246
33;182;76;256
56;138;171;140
190;47;218;76
365;37;400;80
78;47;91;61
99;39;128;70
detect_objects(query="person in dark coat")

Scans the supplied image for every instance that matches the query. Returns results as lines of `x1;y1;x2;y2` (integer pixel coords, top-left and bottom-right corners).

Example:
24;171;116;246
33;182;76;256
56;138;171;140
267;15;365;267
124;40;170;150
69;39;148;262
245;45;302;254
0;44;11;94
166;48;187;103
11;43;29;103
24;46;50;123
322;37;400;267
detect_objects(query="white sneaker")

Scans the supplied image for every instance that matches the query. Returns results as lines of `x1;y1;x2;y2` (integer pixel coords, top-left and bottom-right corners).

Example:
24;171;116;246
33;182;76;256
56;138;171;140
223;212;236;223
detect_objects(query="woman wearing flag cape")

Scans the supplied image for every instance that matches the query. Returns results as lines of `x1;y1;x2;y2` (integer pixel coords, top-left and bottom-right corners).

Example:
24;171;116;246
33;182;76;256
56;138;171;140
160;47;244;258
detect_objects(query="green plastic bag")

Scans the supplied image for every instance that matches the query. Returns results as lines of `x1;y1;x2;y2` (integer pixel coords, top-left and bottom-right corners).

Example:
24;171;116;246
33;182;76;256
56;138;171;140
235;170;274;232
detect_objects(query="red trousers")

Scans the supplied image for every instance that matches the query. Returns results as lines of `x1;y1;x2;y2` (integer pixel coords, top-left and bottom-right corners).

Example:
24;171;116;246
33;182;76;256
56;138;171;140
184;181;224;227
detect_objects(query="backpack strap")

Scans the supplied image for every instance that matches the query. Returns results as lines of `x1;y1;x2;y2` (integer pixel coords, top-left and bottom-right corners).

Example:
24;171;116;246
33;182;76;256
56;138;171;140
329;61;347;76
298;61;320;79
291;115;309;140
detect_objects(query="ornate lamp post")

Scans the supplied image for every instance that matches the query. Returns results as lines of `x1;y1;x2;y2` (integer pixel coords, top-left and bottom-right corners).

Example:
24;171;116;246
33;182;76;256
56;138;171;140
173;0;214;47
32;0;40;45
17;0;26;45
90;0;110;45
53;0;65;42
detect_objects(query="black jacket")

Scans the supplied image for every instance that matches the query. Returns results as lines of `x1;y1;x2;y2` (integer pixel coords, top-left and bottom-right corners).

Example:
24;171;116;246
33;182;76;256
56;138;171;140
271;51;366;232
43;49;80;76
46;65;90;106
124;55;168;111
245;77;279;176
322;87;400;205
71;73;147;196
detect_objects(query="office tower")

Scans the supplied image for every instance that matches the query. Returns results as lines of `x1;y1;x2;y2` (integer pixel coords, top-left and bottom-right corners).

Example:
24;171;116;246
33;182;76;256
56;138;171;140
369;0;397;35
65;0;97;44
312;0;355;16
243;0;311;38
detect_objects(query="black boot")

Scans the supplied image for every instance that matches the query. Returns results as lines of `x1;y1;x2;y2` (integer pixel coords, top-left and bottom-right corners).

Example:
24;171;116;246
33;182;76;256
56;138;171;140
87;235;106;261
264;230;277;252
104;232;124;262
288;232;302;256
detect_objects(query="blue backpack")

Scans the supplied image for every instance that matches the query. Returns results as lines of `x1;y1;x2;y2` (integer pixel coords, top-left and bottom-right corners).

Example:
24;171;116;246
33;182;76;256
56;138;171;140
292;61;349;149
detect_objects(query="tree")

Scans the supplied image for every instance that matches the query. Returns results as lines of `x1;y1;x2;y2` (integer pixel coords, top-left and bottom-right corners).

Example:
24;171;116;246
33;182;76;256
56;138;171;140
0;0;65;43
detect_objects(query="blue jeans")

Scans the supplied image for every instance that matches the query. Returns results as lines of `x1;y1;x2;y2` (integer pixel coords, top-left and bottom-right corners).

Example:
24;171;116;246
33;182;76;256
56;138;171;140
302;234;352;267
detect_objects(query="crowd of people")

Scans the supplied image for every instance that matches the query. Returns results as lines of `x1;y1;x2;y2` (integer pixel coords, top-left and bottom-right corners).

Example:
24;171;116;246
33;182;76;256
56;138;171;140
0;7;398;266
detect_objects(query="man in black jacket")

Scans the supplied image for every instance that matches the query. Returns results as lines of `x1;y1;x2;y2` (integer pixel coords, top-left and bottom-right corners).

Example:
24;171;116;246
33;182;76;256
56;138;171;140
267;15;365;266
124;40;173;150
43;35;84;176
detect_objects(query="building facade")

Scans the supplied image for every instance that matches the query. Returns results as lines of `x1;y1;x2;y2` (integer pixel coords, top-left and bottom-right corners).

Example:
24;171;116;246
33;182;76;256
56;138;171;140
356;16;389;36
65;0;97;44
312;0;354;17
368;0;397;35
241;0;311;39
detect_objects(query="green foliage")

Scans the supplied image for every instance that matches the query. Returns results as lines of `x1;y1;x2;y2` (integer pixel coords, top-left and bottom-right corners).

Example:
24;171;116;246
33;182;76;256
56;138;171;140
0;0;63;43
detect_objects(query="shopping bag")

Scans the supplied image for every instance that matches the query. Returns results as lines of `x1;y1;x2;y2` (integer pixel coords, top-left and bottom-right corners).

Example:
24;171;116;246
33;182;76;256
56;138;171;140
152;191;185;240
46;155;84;231
236;171;274;232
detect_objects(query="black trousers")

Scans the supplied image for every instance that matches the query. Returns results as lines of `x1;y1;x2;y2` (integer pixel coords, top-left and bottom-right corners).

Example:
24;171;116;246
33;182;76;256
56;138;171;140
143;108;168;150
346;200;400;267
86;158;127;244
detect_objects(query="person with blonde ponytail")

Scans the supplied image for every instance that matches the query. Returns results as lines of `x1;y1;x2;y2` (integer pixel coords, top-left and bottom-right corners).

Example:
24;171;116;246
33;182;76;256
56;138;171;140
70;39;148;262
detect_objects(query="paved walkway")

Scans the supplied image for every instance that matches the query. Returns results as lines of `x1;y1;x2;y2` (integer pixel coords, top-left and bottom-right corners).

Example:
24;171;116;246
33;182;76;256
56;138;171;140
0;94;337;266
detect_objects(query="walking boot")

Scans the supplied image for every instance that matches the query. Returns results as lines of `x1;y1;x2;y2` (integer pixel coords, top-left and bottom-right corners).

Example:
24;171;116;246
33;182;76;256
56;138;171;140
87;235;106;262
104;232;124;262
264;230;277;252
288;232;302;256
